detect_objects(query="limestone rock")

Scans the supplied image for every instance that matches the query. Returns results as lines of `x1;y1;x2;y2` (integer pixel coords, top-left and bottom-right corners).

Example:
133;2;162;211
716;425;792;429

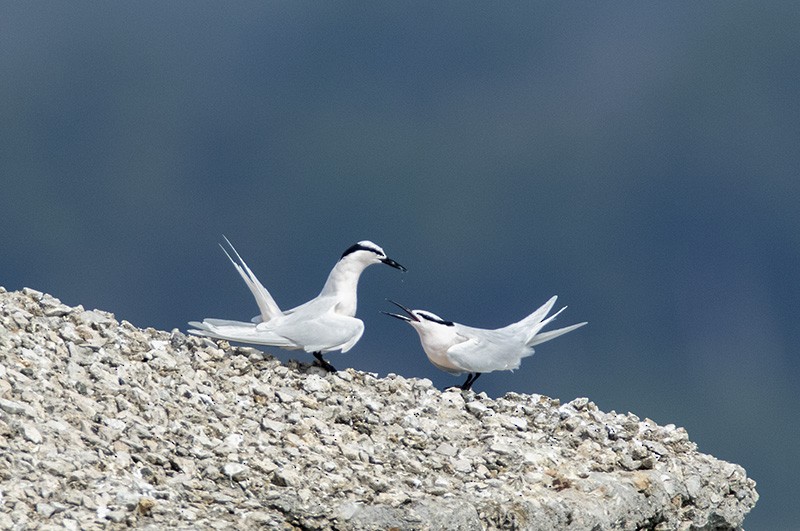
0;287;758;530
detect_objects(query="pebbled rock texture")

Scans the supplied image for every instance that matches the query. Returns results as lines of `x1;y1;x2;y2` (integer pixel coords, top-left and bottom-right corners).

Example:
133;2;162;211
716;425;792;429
0;287;757;530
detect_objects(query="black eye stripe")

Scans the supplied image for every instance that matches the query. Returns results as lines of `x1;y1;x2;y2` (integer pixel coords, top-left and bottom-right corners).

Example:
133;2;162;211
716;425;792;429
419;313;454;326
341;243;384;259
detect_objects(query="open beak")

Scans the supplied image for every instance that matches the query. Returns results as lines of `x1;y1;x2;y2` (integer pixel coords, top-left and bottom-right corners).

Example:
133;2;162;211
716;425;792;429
381;299;418;322
381;257;407;272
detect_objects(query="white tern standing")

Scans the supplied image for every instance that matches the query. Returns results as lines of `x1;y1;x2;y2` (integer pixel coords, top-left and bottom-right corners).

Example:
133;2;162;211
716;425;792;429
189;238;406;372
383;296;586;390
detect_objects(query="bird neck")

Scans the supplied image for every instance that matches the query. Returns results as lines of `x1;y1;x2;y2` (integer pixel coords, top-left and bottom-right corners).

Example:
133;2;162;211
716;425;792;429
416;325;459;354
414;325;463;371
318;259;369;315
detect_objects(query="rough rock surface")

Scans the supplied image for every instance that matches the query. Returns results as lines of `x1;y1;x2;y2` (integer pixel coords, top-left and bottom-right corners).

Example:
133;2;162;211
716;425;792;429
0;287;757;530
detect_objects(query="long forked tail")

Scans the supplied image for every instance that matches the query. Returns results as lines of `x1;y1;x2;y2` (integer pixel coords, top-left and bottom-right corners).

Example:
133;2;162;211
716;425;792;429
508;296;587;347
220;236;282;322
528;321;587;346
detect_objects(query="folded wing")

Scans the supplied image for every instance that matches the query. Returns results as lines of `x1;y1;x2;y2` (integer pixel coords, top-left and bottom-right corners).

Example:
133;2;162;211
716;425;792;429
446;329;526;374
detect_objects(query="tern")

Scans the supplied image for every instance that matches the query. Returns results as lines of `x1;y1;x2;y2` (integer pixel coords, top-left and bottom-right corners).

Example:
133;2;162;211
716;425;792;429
189;238;406;372
383;296;586;391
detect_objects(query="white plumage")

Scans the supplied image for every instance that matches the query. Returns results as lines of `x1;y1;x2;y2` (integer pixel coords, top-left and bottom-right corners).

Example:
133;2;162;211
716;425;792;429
383;296;586;390
189;238;406;371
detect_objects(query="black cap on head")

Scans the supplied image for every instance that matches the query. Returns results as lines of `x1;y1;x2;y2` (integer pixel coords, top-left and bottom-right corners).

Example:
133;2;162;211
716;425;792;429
341;241;384;259
341;241;407;271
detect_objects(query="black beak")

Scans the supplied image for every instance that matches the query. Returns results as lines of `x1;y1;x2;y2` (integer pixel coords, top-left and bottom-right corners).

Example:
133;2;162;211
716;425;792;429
381;299;418;322
381;257;407;272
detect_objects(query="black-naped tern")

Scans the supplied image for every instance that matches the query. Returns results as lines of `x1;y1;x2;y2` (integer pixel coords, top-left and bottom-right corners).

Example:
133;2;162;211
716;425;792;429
383;296;586;391
189;238;406;372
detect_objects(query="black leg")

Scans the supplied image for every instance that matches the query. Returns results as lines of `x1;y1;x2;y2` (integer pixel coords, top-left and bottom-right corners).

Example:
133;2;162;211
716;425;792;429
312;352;337;373
460;372;481;391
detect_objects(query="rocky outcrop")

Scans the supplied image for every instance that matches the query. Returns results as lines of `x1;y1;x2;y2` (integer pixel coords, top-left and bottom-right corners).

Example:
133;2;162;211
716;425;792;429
0;287;757;530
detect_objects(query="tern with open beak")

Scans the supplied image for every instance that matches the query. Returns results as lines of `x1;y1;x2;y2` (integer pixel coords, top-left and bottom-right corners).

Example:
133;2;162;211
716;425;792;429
383;296;586;390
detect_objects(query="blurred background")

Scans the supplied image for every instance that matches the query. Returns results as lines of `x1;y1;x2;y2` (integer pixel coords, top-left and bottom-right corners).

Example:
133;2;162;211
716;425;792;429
2;3;797;528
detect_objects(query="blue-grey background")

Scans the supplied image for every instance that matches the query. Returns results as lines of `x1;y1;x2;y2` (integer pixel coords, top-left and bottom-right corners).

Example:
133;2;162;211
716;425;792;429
2;3;796;528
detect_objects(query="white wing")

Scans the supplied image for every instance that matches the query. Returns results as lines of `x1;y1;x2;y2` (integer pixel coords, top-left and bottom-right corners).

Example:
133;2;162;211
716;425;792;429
445;327;530;374
190;308;364;354
259;311;365;353
187;319;300;349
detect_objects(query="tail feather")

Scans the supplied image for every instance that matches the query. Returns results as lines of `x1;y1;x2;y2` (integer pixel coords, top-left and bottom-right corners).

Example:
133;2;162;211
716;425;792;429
220;236;282;322
523;304;569;343
194;318;251;327
528;321;588;347
509;296;558;331
187;319;296;348
506;295;587;347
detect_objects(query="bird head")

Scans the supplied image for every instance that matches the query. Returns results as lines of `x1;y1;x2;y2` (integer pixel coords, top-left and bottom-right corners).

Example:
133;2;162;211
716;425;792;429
340;241;407;271
382;300;455;329
383;300;463;363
